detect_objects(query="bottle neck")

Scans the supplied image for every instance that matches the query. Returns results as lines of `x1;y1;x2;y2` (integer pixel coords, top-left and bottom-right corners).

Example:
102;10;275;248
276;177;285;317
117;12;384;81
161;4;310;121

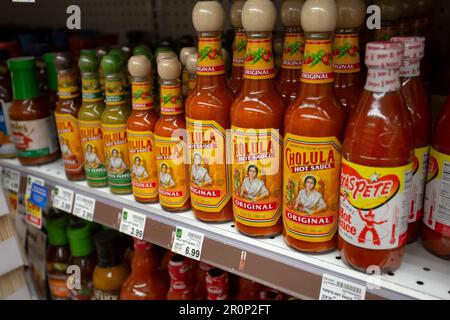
365;68;401;93
58;69;80;100
105;73;127;105
301;32;334;85
333;28;361;75
159;79;184;116
168;259;193;294
232;28;247;69
197;31;226;78
281;27;304;71
81;72;103;103
131;246;154;275
10;68;40;100
399;59;421;79
131;75;153;111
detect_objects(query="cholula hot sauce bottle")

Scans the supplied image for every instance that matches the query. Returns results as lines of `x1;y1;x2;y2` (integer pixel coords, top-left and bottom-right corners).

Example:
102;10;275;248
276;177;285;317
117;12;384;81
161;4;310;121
338;42;414;273
185;54;198;97
228;0;247;96
180;47;197;101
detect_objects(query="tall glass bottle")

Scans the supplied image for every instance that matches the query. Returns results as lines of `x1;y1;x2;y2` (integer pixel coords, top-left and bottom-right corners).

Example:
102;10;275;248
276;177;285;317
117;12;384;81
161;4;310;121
228;0;247;96
206;268;228;300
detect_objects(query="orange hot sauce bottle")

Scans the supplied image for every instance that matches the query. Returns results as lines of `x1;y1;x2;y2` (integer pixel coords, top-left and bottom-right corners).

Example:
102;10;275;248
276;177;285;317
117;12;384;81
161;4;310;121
333;0;365;114
276;0;305;107
338;42;414;273
392;37;431;244
155;57;191;212
228;0;247;96
231;0;284;238
186;1;234;223
166;255;197;300
127;55;159;203
206;268;229;300
180;47;197;101
54;52;85;181
282;0;346;253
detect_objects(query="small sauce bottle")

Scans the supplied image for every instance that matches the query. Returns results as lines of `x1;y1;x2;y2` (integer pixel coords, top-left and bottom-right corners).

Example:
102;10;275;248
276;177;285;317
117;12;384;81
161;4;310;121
194;262;212;300
167;255;197;300
155;57;191;212
185;53;198;97
8;57;59;165
228;0;247;96
231;0;285;238
179;47;197;101
206;268;228;300
127;55;159;203
276;0;305;106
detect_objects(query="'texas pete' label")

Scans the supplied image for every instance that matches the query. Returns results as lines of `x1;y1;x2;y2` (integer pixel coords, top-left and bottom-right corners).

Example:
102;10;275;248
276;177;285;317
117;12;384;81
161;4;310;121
424;148;450;237
281;33;305;70
127;130;158;200
409;146;429;223
197;37;225;76
244;38;275;80
283;135;342;242
339;159;413;250
186;118;230;212
155;134;189;208
79;120;108;185
231;127;282;227
302;40;334;84
333;34;361;73
232;32;247;67
55;113;84;175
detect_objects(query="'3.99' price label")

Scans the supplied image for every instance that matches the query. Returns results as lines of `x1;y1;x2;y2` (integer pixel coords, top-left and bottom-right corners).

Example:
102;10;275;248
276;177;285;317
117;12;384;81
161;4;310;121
171;226;205;261
119;209;146;240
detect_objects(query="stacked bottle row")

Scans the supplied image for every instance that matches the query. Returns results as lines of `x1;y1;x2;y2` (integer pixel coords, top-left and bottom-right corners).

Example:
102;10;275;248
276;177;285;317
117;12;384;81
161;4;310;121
45;213;287;300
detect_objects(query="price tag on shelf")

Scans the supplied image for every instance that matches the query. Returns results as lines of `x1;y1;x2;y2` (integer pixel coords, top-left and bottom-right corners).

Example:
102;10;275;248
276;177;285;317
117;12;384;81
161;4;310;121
25;175;45;229
52;185;74;213
73;194;96;222
319;274;366;300
119;209;146;240
2;168;20;192
171;226;204;261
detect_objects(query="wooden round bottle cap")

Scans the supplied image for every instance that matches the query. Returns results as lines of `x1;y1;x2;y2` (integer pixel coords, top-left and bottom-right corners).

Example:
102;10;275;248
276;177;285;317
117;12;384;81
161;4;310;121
156;51;177;65
391;36;425;60
192;1;225;32
180;47;197;66
365;41;404;69
301;0;337;33
157;57;182;81
242;0;277;32
375;0;401;21
281;0;304;28
186;53;198;74
128;55;151;77
231;0;246;28
336;0;366;29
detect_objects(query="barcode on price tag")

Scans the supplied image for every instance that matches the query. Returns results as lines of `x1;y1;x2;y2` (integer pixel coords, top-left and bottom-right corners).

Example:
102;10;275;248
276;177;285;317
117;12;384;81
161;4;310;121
53;186;74;213
73;194;95;222
119;209;146;239
171;226;204;261
319;274;366;300
2;168;20;192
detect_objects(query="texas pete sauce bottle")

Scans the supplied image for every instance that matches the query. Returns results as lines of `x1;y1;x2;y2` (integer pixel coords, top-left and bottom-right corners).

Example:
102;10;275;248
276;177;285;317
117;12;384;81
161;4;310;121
338;42;414;273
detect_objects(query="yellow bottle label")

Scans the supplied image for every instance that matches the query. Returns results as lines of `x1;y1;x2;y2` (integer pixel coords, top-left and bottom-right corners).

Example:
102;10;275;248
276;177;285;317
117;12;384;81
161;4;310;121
102;123;132;191
340;159;413;250
58;73;80;99
231;127;282;227
232;32;247;67
409;145;429;223
244;38;275;80
105;79;127;105
160;84;183;115
128;130;158;200
301;39;334;84
55;113;84;175
281;33;305;70
333;34;361;74
186;118;231;212
82;76;103;102
132;81;153;110
283;135;342;242
79;120;108;185
197;37;225;76
155;134;190;208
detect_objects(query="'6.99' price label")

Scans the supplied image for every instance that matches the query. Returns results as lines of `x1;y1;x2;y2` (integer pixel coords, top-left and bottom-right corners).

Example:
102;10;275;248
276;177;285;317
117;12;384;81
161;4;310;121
52;186;74;213
119;209;146;239
171;226;205;261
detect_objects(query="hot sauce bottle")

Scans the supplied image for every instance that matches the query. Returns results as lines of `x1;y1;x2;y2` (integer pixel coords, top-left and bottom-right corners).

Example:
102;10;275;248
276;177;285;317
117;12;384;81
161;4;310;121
339;42;414;273
231;0;285;238
228;0;247;96
373;0;401;41
194;262;212;300
333;0;365;114
206;268;228;300
101;54;132;195
180;47;197;101
8;57;59;165
422;98;450;260
276;0;305;106
167;255;197;300
282;0;345;253
187;1;234;223
155;57;191;212
391;37;431;244
186;54;198;97
127;55;159;203
78;51;108;188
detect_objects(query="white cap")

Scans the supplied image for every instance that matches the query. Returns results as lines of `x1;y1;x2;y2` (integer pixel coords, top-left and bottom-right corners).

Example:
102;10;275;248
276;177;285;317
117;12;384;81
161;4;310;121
186;53;198;74
365;42;404;69
231;0;246;28
336;0;366;29
391;37;426;61
156;51;177;65
242;0;277;32
157;57;182;81
301;0;337;33
374;0;401;21
128;55;151;77
281;0;304;27
192;1;225;32
180;47;197;66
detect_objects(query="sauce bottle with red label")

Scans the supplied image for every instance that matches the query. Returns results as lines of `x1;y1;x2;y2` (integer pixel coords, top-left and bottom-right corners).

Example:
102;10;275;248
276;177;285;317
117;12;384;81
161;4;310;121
276;0;305;107
187;0;234;223
206;268;228;300
228;0;247;96
333;0;365;114
339;42;414;273
391;36;431;244
231;0;284;238
282;0;346;253
155;57;191;212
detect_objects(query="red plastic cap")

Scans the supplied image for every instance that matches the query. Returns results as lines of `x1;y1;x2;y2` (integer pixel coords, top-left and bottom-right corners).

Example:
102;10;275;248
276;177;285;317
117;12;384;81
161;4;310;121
365;41;404;69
